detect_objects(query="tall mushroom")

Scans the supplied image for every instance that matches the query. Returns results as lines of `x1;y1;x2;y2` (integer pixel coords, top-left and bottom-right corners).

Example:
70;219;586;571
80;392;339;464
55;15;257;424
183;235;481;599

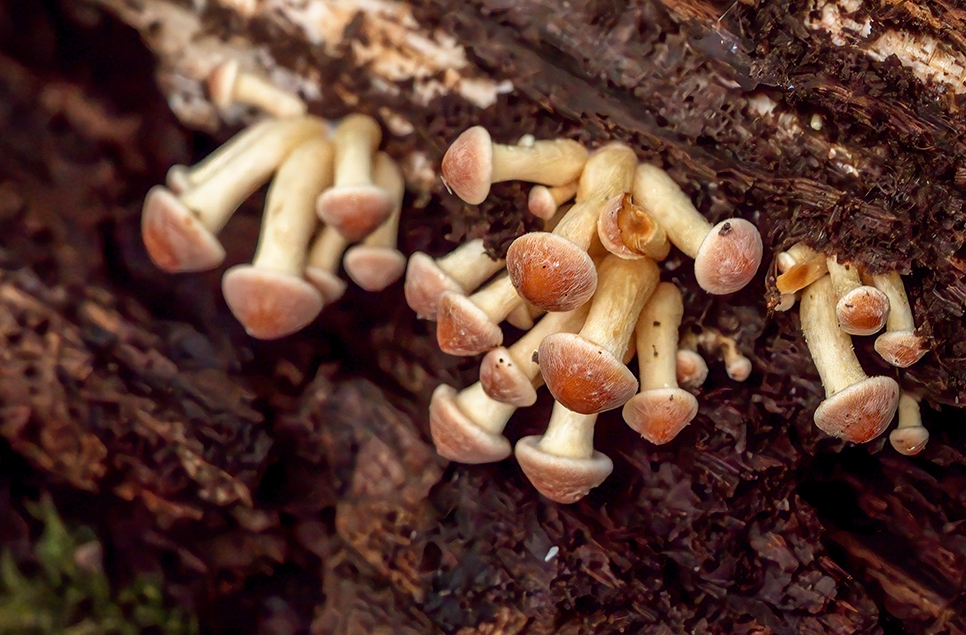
404;239;505;320
304;226;349;305
166;118;279;194
221;136;333;339
632;163;762;295
800;275;899;443
872;270;928;367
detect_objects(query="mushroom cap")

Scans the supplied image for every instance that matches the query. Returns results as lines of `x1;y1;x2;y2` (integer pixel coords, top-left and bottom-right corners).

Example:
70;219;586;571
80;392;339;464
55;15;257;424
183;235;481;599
222;266;324;339
505;233;598;312
441;126;494;205
316;185;394;243
527;186;559;220
538;333;639;414
165;164;190;194
676;349;709;390
874;330;927;368
403;252;464;320
836;286;890;335
693;218;763;295
207;59;239;110
813;375;899;443
889;426;929;456
343;245;406;292
480;346;538;407
304;267;347;305
435;291;504;356
621;387;699;445
725;356;753;382
429;384;511;463
515;435;613;504
141;185;226;273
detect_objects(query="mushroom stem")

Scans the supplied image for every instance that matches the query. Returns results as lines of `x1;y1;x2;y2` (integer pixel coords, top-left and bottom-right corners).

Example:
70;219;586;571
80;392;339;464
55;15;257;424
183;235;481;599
826;256;890;336
889;391;929;455
874;270;916;331
538;407;598;459
580;256;660;359
304;226;349;304
208;59;307;118
166;118;278;193
872;270;927;367
455;382;517;435
696;329;752;382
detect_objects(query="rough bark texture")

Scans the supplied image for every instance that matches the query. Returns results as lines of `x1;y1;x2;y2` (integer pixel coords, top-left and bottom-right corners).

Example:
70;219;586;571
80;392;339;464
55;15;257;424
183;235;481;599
0;1;964;634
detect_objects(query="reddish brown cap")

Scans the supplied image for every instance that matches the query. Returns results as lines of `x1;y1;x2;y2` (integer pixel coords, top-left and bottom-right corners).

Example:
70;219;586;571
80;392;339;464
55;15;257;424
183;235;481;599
316;185;393;243
304;267;347;305
836;286;890;335
435;291;504;356
693;218;762;295
621;387;699;444
222;266;324;339
343;245;406;292
429;384;512;463
441;126;494;205
813;375;899;443
480;346;538;407
527;185;559;220
207;60;239;110
889;426;929;456
597;193;670;261
515;435;613;504
141;185;225;273
538;333;638;414
403;252;464;319
676;349;709;390
505;233;597;312
874;331;927;368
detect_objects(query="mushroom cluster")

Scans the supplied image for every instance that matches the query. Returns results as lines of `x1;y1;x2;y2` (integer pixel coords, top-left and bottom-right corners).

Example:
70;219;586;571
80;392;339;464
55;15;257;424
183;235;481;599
415;126;764;503
774;242;929;453
141;60;406;340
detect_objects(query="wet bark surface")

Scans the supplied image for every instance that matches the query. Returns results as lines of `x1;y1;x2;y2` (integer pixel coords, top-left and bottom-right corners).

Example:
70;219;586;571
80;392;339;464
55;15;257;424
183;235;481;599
0;1;964;634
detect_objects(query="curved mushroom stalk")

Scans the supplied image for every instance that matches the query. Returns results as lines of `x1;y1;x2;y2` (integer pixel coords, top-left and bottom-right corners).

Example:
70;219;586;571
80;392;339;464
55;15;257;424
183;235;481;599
221;137;333;339
441;126;588;205
207;59;307;118
515;402;612;504
826;256;890;336
800;275;899;443
404;239;505;320
889;391;929;456
632;163;762;295
872;271;928;367
142;116;328;272
429;382;515;463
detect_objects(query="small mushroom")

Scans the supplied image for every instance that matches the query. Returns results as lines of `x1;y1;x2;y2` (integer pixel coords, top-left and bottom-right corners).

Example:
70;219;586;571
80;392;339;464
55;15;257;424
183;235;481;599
538;254;660;414
826;256;890;336
506;143;638;312
676;347;709;391
207;59;307;118
304;226;349;305
435;274;524;356
342;152;407;291
142;116;328;272
528;181;578;220
316;114;393;241
622;283;699;444
872;270;928;367
429;382;514;463
774;242;826;311
166;118;279;194
800;275;900;443
889;391;929;456
404;239;505;319
596;193;670;261
441;126;588;205
695;328;753;382
632;163;762;294
221;137;333;339
480;304;590;407
515;402;612;504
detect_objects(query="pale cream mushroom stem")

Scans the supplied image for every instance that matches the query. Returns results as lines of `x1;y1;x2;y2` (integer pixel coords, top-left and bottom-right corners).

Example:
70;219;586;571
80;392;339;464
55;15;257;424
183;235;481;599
872;270;928;367
304;225;349;305
166;118;279;194
404;239;505;320
826;256;890;336
207;59;307;119
889;391;929;456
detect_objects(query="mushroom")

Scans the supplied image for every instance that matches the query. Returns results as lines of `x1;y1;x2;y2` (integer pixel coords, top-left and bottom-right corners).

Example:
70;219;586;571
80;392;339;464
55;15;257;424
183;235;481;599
166;118;279;194
316;114;393;242
304;226;349;305
404;239;505;319
221;136;333;339
538;254;660;414
207;59;308;119
435;273;524;356
826;256;890;336
889;391;929;456
515;402;612;504
632;163;762;294
428;382;515;463
342;152;407;292
695;328;753;382
800;275;900;443
872;270;928;367
480;304;590;406
527;181;578;220
774;242;826;311
596;193;670;261
506;143;638;312
622;282;699;444
676;347;709;391
142;116;328;273
441;126;588;205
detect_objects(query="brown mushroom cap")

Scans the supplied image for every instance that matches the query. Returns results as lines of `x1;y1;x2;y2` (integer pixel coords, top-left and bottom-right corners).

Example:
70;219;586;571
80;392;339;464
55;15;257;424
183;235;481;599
538;332;639;414
479;346;538;407
676;349;709;390
874;331;927;368
505;233;598;312
836;286;890;335
141;185;226;273
514;435;613;504
343;245;407;292
441;126;494;205
435;291;504;356
813;375;900;443
693;218;763;294
222;266;324;339
403;252;465;319
316;184;394;243
622;387;699;445
304;267;347;305
429;384;512;463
